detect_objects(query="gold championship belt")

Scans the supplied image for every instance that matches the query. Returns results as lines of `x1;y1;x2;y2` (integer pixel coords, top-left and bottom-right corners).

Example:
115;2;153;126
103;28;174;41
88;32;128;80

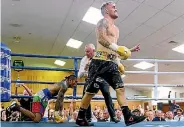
93;51;117;61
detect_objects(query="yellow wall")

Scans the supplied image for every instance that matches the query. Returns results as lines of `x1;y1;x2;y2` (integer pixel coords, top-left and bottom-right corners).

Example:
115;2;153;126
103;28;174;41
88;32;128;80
11;70;73;94
47;101;143;111
1;70;143;109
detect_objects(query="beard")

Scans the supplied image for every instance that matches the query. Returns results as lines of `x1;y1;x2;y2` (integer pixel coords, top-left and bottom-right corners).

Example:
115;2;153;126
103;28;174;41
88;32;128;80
110;12;118;19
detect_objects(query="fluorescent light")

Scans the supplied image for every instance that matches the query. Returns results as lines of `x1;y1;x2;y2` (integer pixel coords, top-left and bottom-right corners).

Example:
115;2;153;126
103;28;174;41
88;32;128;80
54;60;66;66
172;44;184;54
82;7;103;25
66;38;83;49
134;61;154;70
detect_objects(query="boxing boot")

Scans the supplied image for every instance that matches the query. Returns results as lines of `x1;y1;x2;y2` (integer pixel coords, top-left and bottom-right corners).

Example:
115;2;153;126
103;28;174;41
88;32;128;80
76;107;94;126
76;117;94;126
6;101;20;112
121;106;145;126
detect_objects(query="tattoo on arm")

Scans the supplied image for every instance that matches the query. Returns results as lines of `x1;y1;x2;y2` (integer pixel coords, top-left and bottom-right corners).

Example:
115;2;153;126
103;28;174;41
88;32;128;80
55;88;67;112
97;19;111;48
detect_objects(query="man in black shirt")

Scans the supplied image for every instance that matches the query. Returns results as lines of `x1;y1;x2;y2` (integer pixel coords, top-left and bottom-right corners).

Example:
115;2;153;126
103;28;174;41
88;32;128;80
168;91;180;116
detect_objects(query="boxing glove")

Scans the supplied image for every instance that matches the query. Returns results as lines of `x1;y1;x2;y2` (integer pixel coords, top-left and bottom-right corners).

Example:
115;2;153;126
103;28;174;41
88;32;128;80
109;43;131;60
118;63;125;75
54;111;65;123
114;58;125;75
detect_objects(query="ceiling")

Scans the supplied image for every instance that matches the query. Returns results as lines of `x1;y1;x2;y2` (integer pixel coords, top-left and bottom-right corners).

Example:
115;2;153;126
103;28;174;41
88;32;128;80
1;0;184;92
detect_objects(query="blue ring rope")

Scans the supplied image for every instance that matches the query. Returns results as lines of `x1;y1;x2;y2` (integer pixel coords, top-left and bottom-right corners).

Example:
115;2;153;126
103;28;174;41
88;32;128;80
11;66;76;71
11;53;82;98
11;80;85;85
11;53;82;59
11;95;117;100
12;80;56;84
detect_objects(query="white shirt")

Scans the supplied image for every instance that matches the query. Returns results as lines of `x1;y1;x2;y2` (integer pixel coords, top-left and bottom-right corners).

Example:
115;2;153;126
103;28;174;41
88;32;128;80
78;56;90;78
119;115;124;122
69;119;76;122
165;118;177;121
174;115;184;121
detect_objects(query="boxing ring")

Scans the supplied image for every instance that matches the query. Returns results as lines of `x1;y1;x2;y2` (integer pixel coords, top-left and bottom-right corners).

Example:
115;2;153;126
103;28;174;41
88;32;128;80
1;43;184;127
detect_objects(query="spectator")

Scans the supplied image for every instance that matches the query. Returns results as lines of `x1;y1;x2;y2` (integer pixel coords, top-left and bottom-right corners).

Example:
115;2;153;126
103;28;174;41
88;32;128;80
132;109;141;116
48;109;55;122
102;109;110;122
91;113;98;122
97;109;110;122
97;110;104;121
152;110;165;121
153;105;157;111
93;110;99;119
161;112;165;119
137;105;144;116
64;109;70;121
146;111;154;121
131;105;135;111
168;91;180;116
144;111;149;121
145;105;150;111
1;105;6;121
165;111;175;121
69;111;78;122
116;109;124;122
174;108;184;121
97;106;101;112
94;105;98;111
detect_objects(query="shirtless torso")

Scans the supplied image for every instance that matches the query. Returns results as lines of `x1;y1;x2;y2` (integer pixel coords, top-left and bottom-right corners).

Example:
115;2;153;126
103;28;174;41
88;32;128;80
48;81;68;96
96;18;119;57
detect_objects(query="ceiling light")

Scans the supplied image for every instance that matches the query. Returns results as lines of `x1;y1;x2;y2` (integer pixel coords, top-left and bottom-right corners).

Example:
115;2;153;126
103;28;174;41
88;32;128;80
54;60;66;66
134;61;154;70
66;38;83;49
82;7;103;25
13;36;21;43
172;44;184;54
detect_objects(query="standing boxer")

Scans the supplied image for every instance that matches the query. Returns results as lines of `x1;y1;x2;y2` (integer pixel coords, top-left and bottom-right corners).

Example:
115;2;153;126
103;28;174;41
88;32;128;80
78;43;119;123
76;1;145;126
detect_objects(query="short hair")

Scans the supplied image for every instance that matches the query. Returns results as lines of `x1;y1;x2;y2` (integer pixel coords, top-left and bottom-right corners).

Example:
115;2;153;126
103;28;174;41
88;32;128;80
65;74;76;80
132;109;140;113
101;1;116;16
85;43;95;50
176;108;183;112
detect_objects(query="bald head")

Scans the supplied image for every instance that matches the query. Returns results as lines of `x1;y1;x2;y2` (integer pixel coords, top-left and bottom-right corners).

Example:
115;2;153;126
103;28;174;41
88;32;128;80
85;44;95;58
85;44;95;50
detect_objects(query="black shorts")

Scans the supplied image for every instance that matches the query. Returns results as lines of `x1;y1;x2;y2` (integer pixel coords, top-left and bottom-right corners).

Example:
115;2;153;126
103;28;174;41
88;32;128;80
85;59;124;94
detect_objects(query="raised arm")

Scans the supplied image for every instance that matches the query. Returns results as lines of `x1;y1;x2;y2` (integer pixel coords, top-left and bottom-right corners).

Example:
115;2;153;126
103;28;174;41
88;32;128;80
22;84;32;96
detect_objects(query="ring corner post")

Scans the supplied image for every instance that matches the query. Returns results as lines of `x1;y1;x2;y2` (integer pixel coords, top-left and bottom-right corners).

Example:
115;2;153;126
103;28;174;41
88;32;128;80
73;58;78;99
